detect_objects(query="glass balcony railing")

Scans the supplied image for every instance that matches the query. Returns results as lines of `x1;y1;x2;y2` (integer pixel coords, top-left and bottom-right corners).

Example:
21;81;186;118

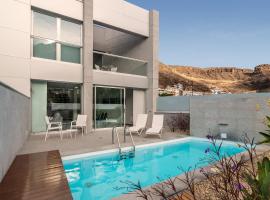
93;51;147;76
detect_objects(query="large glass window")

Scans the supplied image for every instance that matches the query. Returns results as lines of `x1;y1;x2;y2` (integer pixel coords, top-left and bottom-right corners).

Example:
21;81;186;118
33;11;57;39
61;19;81;45
47;82;81;129
32;10;82;64
33;38;56;60
31;81;81;133
94;87;125;129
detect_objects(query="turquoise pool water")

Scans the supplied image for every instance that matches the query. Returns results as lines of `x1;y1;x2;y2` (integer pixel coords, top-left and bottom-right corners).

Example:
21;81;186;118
63;138;244;200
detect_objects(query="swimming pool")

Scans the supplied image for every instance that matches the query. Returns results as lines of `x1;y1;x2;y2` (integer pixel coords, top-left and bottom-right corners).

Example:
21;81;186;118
63;137;245;200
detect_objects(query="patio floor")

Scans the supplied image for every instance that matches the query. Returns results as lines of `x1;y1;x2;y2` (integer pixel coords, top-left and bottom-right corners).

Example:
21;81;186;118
19;129;187;156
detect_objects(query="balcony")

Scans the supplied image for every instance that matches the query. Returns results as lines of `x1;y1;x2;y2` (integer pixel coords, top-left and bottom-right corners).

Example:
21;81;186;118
93;51;148;89
93;51;147;76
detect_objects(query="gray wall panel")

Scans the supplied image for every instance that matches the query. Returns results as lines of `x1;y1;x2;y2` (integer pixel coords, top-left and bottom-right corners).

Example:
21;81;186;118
190;93;270;142
0;83;30;182
157;93;270;142
157;96;190;112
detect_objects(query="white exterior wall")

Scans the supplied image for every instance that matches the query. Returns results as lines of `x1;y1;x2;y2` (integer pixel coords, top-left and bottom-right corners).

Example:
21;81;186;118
93;0;149;36
30;0;84;84
30;58;83;83
93;71;148;89
31;0;83;21
133;90;146;123
31;0;149;36
0;0;31;97
0;0;151;96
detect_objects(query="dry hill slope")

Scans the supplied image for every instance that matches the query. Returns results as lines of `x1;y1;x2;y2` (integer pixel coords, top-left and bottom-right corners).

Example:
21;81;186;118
159;64;270;93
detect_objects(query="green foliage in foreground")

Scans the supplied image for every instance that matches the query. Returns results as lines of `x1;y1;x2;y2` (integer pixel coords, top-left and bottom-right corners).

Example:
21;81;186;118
244;116;270;200
159;92;174;97
243;157;270;200
258;116;270;144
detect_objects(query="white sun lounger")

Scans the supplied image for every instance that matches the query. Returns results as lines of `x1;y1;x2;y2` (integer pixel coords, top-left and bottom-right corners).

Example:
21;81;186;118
145;114;164;138
128;114;148;136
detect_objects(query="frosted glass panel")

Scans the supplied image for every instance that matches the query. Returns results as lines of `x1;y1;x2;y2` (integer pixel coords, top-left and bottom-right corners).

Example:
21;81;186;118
33;38;56;60
61;44;81;64
61;20;81;45
33;11;57;39
32;81;47;133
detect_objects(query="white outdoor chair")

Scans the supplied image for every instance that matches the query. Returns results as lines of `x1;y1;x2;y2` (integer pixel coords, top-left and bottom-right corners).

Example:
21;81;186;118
70;115;87;137
145;115;164;138
44;116;62;141
128;114;148;136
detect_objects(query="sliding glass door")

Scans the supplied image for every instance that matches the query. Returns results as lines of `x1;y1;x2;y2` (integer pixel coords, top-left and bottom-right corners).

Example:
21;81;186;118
31;81;81;132
94;86;125;129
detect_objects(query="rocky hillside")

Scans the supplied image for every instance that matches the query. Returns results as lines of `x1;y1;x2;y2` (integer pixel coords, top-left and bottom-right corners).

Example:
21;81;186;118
159;64;270;93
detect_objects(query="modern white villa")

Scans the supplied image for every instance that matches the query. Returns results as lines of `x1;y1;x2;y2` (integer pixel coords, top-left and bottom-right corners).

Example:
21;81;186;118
1;1;270;200
1;0;159;133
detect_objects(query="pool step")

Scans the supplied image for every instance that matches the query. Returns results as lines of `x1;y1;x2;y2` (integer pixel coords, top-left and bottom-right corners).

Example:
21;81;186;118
119;149;135;160
113;126;136;160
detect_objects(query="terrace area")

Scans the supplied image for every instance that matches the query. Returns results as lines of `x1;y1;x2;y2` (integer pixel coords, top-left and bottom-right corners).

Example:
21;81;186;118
19;129;186;156
2;87;270;200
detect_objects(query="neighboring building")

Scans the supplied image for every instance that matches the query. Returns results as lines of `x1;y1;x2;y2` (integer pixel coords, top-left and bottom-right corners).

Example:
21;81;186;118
0;0;159;132
159;83;205;96
182;91;203;96
211;88;227;95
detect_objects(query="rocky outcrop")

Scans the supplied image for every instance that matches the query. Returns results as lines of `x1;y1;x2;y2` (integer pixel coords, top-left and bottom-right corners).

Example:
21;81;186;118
159;63;270;93
254;64;270;74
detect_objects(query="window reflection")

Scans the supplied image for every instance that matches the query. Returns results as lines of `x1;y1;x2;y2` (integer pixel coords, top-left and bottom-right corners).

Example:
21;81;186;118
47;82;81;129
61;19;82;45
33;11;57;39
95;87;125;129
61;44;81;64
33;38;56;60
32;10;82;64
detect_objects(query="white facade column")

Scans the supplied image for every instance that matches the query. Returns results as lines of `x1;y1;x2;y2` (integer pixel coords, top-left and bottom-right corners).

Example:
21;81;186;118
83;0;94;133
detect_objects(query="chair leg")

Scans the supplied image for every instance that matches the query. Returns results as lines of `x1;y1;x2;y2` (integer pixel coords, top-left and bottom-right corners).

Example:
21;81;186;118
159;129;163;139
138;129;143;136
45;129;48;141
60;129;63;140
69;131;72;139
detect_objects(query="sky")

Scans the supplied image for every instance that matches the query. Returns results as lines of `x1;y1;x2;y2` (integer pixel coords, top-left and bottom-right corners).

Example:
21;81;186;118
128;0;270;68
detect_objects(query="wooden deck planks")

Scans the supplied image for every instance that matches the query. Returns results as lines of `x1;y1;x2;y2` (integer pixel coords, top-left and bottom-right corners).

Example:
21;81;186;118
0;150;72;200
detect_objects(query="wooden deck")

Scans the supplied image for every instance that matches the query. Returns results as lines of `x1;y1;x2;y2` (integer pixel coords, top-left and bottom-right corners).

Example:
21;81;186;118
0;150;72;200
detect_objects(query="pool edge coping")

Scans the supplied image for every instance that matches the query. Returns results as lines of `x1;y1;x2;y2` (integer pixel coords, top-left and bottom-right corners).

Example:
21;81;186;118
62;136;243;161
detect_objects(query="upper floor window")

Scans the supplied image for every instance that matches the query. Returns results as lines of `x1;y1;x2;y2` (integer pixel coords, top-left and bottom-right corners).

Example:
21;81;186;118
61;19;81;45
33;12;57;39
32;10;82;64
